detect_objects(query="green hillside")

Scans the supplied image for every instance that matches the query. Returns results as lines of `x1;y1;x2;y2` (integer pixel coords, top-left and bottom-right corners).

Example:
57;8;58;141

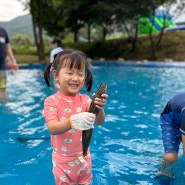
0;14;33;39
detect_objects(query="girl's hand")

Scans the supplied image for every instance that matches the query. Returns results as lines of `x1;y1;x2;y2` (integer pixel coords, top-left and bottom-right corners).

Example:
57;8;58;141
94;93;108;110
70;112;96;130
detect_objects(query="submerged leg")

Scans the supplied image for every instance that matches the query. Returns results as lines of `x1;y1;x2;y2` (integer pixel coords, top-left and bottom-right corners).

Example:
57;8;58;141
160;157;174;170
157;157;175;178
155;157;175;185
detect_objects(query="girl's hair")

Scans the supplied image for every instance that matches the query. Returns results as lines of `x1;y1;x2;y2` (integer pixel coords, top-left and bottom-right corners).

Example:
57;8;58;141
44;49;93;92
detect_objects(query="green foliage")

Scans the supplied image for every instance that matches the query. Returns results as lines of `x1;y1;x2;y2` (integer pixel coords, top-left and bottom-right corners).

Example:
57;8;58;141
66;38;131;59
11;34;33;47
19;0;172;44
10;34;35;54
10;33;53;55
15;0;174;61
15;31;185;62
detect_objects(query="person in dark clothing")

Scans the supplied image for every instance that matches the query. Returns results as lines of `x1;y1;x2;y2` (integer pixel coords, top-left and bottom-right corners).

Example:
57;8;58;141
157;92;185;178
0;26;18;99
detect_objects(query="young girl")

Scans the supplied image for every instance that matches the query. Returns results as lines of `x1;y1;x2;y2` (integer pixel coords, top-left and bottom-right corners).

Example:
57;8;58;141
43;49;108;185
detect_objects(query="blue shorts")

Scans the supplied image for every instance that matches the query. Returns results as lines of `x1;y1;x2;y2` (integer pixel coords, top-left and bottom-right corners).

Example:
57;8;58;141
160;115;181;153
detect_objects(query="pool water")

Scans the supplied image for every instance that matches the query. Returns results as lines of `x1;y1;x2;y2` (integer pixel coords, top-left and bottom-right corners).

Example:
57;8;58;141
1;66;185;185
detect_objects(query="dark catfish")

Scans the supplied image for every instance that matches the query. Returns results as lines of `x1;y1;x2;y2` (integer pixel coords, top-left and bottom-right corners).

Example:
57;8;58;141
82;83;107;156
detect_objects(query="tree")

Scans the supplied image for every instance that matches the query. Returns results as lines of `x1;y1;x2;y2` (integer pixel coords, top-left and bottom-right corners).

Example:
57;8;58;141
137;0;173;60
90;1;117;41
42;0;65;38
60;0;85;42
114;0;149;52
30;0;46;61
19;0;49;62
76;0;99;42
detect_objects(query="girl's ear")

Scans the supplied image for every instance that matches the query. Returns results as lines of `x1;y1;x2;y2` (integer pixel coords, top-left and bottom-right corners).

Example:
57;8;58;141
52;70;58;80
52;70;60;89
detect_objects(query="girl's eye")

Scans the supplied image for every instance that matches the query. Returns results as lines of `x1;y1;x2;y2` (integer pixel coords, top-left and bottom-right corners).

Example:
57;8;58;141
67;72;72;75
79;73;85;77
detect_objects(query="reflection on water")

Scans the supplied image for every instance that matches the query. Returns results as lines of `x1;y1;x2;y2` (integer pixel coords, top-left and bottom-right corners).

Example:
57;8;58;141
1;67;185;185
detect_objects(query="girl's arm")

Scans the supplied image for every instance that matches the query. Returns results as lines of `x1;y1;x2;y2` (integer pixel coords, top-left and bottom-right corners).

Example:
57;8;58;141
46;118;71;135
46;112;96;135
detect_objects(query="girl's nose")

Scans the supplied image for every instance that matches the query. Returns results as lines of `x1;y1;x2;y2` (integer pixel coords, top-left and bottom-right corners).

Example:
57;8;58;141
71;74;78;81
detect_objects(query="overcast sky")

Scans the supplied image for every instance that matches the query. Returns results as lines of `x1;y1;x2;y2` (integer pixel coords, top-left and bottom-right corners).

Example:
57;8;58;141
0;1;184;23
0;0;29;22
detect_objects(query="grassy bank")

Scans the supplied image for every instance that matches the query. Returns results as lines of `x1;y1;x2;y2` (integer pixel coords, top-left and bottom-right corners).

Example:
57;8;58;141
15;30;185;64
131;30;185;62
15;54;50;64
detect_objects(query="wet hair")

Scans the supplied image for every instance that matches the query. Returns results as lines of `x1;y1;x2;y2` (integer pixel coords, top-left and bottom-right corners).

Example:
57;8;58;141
44;49;93;92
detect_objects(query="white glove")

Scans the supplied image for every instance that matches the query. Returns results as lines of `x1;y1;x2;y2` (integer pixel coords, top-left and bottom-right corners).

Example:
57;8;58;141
70;112;96;130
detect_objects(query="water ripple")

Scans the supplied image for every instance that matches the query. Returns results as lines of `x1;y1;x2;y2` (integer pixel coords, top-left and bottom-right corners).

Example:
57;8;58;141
1;68;185;184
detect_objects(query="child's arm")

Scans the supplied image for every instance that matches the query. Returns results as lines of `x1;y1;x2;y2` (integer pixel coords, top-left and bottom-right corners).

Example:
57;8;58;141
46;118;71;135
94;93;108;125
6;43;19;70
182;134;185;157
46;112;96;135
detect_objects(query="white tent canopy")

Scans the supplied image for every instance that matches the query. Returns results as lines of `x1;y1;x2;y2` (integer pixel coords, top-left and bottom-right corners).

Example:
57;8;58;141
174;14;185;25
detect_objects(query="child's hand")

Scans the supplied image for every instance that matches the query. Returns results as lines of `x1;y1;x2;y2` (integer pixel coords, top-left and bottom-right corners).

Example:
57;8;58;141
94;93;108;110
70;112;96;130
6;62;18;73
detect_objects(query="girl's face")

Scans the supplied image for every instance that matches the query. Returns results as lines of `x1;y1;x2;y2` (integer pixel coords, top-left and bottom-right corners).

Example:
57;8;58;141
53;65;85;96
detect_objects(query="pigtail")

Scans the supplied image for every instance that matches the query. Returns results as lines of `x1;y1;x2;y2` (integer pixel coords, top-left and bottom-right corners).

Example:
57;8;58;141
44;63;52;86
85;68;93;92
